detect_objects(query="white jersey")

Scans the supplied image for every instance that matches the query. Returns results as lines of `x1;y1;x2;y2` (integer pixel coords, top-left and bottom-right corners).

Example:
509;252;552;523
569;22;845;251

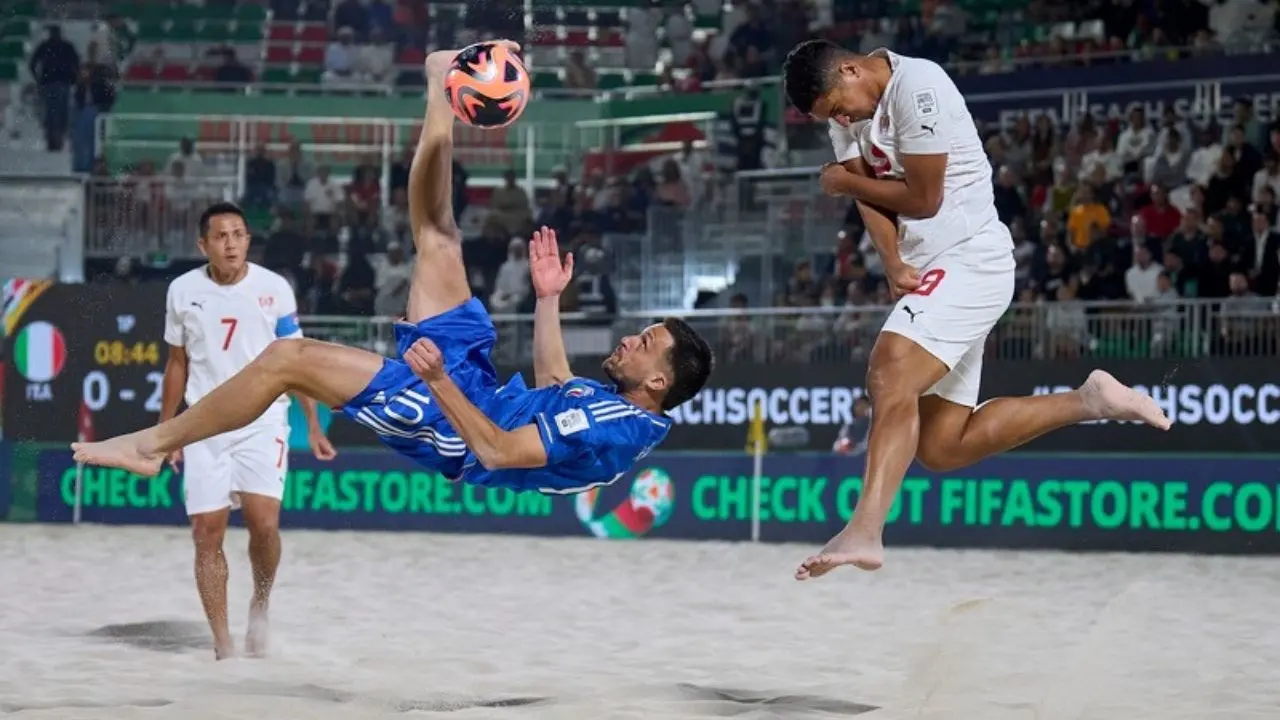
165;263;302;425
828;49;1011;268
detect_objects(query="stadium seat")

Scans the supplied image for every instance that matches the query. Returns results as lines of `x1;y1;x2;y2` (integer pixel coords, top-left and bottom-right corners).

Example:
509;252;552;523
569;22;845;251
0;61;17;81
261;65;292;84
231;22;265;43
10;0;39;19
1;20;30;39
235;3;269;22
296;45;324;64
0;39;23;60
298;24;328;43
268;24;297;42
197;21;233;42
293;66;322;84
124;62;157;81
159;64;192;82
265;45;293;63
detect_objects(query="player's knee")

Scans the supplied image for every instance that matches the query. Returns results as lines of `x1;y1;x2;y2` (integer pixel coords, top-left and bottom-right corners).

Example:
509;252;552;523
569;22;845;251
260;337;309;374
245;516;279;539
190;516;227;550
915;441;965;473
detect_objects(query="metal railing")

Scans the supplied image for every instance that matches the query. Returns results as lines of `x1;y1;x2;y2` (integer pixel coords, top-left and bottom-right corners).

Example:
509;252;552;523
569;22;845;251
299;299;1280;364
85;178;238;258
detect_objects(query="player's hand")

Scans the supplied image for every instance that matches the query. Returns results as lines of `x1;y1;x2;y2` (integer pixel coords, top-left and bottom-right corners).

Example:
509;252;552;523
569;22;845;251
884;260;922;299
309;430;338;461
528;225;574;299
165;448;183;472
819;162;848;196
405;338;446;382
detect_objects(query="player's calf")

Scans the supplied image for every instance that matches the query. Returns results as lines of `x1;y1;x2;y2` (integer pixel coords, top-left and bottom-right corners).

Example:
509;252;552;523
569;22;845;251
190;510;235;659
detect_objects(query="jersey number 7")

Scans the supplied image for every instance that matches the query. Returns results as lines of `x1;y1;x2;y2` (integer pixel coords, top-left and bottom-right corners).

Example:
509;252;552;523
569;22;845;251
220;317;238;351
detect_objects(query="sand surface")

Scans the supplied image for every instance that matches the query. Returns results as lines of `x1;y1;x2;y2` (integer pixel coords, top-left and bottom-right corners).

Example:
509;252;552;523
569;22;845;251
1;524;1276;719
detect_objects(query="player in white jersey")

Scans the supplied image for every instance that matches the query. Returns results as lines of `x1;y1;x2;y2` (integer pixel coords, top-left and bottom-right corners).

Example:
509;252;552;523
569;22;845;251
781;40;1172;577
160;201;337;659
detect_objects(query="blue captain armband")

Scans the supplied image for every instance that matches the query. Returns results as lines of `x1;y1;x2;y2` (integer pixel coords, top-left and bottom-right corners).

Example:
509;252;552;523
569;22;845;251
276;312;301;338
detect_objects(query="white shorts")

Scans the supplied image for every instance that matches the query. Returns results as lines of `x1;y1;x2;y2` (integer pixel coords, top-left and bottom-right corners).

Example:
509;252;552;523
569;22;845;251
182;421;290;516
879;234;1015;408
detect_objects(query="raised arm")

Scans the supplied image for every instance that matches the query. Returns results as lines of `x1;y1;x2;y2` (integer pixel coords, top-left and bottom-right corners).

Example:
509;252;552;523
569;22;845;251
527;226;575;387
404;338;548;470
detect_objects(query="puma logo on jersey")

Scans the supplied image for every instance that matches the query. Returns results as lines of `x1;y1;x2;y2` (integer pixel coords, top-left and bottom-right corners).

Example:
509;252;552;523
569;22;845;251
190;301;204;309
902;305;923;323
921;123;936;136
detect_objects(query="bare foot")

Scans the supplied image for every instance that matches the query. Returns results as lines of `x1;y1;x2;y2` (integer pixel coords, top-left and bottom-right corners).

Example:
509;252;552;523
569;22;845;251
795;529;884;580
71;431;164;477
424;49;458;80
1079;370;1172;430
214;640;236;661
245;607;269;659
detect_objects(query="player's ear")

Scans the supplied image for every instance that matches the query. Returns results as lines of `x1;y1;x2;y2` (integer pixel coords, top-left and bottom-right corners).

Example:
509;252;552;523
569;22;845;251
643;370;669;396
196;235;209;258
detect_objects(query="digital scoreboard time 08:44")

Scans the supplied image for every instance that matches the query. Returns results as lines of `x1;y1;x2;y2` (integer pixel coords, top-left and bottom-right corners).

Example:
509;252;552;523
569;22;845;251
83;339;165;415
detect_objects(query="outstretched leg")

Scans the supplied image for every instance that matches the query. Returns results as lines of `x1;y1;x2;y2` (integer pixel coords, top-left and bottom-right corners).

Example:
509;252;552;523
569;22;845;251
71;340;382;476
402;49;475;323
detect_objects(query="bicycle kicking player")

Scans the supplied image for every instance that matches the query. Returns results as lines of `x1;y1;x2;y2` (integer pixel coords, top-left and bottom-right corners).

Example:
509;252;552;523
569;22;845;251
73;42;713;499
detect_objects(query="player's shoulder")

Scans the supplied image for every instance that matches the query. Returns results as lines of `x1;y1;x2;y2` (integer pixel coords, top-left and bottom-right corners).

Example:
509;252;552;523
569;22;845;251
243;263;295;297
886;51;956;98
167;266;208;296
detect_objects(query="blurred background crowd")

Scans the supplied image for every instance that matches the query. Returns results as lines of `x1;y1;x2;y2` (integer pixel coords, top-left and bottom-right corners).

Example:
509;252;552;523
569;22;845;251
4;0;1280;363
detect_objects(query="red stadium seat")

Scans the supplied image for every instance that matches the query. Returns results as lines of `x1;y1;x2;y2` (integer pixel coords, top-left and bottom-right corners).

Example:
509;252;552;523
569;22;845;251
398;46;425;65
298;24;328;43
532;28;559;45
267;24;296;41
264;44;293;63
598;31;624;47
563;30;591;46
296;45;324;64
124;62;157;81
159;64;191;82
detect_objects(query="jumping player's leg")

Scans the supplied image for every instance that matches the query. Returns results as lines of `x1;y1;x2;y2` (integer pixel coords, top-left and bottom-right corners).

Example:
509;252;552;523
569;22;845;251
796;341;1172;580
401;49;476;323
72;339;382;476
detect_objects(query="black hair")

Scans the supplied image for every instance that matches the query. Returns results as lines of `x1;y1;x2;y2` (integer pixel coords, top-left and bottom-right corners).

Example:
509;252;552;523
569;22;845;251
660;317;713;412
198;201;247;238
781;39;844;114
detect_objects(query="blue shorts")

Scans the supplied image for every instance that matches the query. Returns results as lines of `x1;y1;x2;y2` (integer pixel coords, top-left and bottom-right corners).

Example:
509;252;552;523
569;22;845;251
340;298;499;477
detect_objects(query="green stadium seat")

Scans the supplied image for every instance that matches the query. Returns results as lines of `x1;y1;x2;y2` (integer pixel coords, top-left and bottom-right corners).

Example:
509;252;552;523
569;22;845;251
261;65;291;84
0;39;24;61
234;4;268;22
230;23;265;42
597;72;626;90
692;13;720;30
0;60;17;81
201;3;236;20
292;66;322;84
135;21;166;42
11;0;38;20
1;20;30;39
198;21;233;42
167;21;201;42
632;71;659;86
532;70;562;88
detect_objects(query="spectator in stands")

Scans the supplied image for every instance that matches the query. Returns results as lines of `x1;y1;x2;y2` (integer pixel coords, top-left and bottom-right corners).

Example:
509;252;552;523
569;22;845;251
28;24;79;152
1200;239;1234;297
1254;155;1280;204
1147;131;1190;191
357;26;394;86
597;176;641;233
1256;186;1279;227
1067;184;1111;252
489;169;533;237
1117;108;1156;175
666;7;695;67
624;2;660;70
389;144;411;194
71;66;113;174
563;50;596;90
276;140;312;209
1080;132;1123;184
1227;124;1264;182
337;248;376;315
346;163;381;230
571;240;617;317
374;241;411;317
243;144;276;210
366;0;394;36
166;137;207;179
87;13;132;82
489;238;531;313
332;0;371;41
1046;280;1088;357
1125;244;1164;303
993;166;1026;225
380;187;411;248
1138;184;1182;241
263;207;306;272
1215;271;1268;353
1205;152;1243;217
299;253;339;314
305;164;345;235
323;27;358;85
214;48;253;87
655;159;692;208
1186;127;1223;187
1247;210;1280;294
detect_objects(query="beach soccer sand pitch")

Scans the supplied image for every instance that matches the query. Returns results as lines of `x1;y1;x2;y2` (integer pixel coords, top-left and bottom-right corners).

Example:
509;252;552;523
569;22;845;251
1;524;1277;719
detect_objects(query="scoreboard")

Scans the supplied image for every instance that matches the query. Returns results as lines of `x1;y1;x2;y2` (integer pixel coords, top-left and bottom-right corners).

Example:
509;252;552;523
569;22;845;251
3;282;169;442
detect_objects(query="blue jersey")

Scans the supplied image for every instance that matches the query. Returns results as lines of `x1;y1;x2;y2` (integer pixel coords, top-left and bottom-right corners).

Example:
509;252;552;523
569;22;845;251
341;298;671;494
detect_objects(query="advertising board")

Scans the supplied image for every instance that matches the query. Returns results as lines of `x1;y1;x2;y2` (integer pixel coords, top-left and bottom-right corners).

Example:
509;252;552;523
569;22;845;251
15;446;1280;555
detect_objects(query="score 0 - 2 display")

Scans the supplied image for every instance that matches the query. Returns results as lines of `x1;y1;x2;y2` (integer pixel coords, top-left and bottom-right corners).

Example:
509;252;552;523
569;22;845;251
3;282;169;442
